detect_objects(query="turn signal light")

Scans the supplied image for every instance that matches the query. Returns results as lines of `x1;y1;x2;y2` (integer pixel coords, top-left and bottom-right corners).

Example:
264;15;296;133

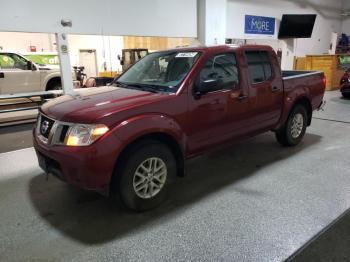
66;136;80;146
91;125;109;141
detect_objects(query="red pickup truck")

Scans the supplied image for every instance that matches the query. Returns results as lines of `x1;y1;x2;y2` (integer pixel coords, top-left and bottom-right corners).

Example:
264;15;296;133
33;45;325;211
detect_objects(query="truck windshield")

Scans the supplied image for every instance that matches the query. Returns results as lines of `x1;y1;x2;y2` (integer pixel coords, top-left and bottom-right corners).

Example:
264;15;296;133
114;51;201;93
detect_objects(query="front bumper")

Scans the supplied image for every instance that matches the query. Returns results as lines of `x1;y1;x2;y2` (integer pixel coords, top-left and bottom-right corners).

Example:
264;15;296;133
341;89;350;94
33;127;122;196
340;84;350;94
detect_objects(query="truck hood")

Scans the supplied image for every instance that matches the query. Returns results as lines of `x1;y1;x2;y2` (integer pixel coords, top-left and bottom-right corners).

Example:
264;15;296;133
37;64;60;70
41;86;166;124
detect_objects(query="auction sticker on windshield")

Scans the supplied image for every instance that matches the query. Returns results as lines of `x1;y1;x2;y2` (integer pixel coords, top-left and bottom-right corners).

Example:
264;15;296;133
176;52;198;58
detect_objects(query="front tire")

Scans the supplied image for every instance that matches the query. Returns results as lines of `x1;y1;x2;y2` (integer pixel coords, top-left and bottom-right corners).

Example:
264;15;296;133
114;140;176;211
275;105;308;147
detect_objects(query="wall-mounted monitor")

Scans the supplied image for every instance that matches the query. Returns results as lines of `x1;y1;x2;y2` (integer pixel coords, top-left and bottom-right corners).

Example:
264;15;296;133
278;14;317;39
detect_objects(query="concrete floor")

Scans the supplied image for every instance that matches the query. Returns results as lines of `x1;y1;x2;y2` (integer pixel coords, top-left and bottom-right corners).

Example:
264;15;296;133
0;91;350;261
0;123;35;153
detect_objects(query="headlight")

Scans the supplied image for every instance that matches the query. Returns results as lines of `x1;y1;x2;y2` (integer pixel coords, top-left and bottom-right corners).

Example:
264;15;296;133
65;124;109;146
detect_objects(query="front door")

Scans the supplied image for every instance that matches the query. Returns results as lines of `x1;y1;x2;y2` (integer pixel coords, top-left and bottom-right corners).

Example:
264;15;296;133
187;52;249;155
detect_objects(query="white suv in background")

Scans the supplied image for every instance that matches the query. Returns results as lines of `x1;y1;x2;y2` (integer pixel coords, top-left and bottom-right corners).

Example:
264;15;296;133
0;51;66;95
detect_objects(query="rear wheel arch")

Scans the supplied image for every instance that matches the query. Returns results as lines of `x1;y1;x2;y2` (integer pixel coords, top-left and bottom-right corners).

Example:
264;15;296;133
292;96;312;126
275;104;308;146
45;77;62;91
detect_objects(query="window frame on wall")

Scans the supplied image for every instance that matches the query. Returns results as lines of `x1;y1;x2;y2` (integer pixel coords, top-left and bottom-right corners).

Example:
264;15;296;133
245;50;274;85
196;52;240;93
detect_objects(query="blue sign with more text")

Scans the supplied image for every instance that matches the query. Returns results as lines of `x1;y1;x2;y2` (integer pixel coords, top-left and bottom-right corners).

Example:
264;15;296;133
245;15;275;35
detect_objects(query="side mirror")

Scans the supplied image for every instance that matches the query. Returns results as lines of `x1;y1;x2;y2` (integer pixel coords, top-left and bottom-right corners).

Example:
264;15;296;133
27;61;35;71
195;79;220;96
117;55;121;61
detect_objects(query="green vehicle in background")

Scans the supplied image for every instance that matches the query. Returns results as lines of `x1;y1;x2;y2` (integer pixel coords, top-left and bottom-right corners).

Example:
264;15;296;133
23;52;60;66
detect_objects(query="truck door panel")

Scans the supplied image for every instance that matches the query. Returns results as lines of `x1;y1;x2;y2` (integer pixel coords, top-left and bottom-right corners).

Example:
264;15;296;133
187;90;229;153
187;52;250;154
245;50;283;130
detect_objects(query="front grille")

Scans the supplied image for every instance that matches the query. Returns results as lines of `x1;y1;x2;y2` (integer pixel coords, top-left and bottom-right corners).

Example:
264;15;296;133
59;125;70;143
39;115;55;138
37;113;71;145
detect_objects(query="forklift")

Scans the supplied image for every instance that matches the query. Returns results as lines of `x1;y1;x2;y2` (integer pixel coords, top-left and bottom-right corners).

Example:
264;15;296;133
118;48;149;72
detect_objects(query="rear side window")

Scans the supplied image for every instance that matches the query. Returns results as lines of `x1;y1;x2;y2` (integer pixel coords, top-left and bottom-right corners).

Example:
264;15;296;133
245;51;273;84
0;54;15;69
199;53;239;90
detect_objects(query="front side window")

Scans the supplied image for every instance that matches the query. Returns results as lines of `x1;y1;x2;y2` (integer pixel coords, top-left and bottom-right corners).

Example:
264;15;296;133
246;51;273;84
115;51;201;93
199;53;239;91
0;53;28;70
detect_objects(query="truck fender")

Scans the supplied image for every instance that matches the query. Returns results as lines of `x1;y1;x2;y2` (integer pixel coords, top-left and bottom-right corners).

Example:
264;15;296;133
42;72;61;90
110;114;187;176
277;91;312;130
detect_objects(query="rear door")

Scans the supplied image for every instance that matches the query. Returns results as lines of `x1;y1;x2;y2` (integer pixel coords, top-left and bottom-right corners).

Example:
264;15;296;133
244;50;283;130
0;53;41;94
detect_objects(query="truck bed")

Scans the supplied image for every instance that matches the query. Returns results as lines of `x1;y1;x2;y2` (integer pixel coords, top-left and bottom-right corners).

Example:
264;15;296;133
282;70;325;113
282;70;323;80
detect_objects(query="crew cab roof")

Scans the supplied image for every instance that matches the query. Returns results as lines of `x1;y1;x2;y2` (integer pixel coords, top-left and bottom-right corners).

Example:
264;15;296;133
157;44;275;54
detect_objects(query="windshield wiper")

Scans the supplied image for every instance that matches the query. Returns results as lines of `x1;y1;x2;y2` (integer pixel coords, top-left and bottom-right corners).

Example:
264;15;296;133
113;81;167;93
112;80;128;88
128;84;160;93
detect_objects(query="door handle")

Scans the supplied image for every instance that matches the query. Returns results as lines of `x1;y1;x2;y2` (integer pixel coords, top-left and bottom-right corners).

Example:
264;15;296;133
237;94;248;101
271;86;280;92
210;98;220;105
0;72;4;78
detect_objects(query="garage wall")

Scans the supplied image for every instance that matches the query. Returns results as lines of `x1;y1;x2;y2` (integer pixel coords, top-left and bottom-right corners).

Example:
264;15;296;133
0;0;197;38
68;35;123;74
198;0;227;45
0;32;55;52
0;32;124;73
341;18;350;34
123;36;194;51
227;0;343;69
341;0;350;33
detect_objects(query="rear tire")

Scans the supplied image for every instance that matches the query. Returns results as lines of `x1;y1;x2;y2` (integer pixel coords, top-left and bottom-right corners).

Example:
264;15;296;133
275;105;308;147
113;140;176;212
342;93;350;99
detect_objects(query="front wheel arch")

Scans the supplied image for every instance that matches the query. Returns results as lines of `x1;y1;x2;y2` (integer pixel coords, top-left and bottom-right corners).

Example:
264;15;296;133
112;133;185;187
113;139;177;211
